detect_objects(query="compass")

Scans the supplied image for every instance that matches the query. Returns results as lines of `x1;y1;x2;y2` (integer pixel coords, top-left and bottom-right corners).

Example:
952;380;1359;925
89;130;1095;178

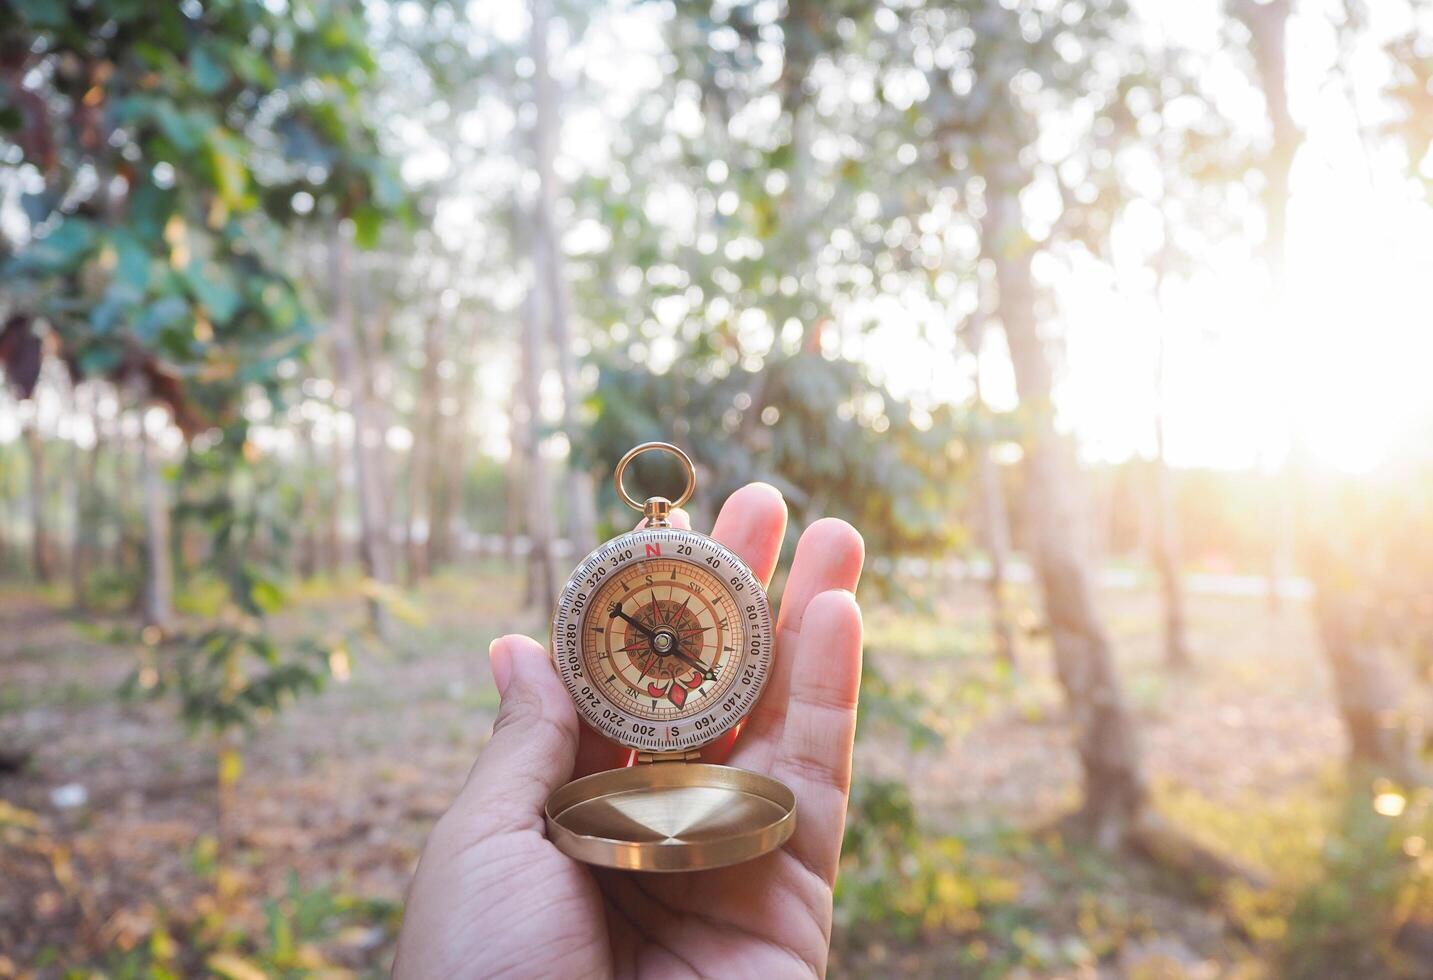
545;442;794;872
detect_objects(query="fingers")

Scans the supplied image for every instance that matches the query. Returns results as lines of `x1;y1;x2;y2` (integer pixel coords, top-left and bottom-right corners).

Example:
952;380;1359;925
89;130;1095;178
768;589;863;885
732;518;864;771
710;483;788;588
654;507;693;532
448;634;579;835
694;483;787;764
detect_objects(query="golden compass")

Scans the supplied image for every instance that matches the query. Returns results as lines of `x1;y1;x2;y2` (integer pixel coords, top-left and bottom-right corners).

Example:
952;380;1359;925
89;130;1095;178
545;442;794;872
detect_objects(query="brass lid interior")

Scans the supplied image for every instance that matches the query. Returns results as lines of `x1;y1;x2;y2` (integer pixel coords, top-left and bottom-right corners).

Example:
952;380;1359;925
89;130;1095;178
546;763;795;872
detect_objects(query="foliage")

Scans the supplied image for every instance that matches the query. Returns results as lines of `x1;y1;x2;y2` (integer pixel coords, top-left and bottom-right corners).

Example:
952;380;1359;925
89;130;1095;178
836;780;1160;977
100;872;401;980
587;349;968;565
1280;779;1433;980
1297;450;1433;681
574;1;970;564
1;0;404;731
1;0;401;413
838;781;1024;951
1386;23;1433;198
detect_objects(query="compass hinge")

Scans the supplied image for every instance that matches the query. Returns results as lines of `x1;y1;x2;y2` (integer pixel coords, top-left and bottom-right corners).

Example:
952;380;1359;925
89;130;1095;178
637;749;703;764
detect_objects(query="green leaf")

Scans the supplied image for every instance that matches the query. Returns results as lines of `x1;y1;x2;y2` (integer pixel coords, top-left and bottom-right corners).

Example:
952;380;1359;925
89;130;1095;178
110;229;151;298
106;0;149;23
134;295;190;342
77;344;123;375
191;45;230;96
206;130;252;209
20;190;57;225
351;204;382;248
129;177;177;242
250;577;286;614
12;0;66;28
367;161;406;210
229;48;277;88
155;101;206;154
21;218;96;272
183;261;242;325
91;292;132;334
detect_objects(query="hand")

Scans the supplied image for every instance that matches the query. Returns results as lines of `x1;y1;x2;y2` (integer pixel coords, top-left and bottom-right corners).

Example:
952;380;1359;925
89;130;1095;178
394;484;864;978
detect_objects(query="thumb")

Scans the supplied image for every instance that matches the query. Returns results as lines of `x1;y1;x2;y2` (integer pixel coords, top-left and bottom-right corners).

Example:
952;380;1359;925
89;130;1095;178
450;634;579;835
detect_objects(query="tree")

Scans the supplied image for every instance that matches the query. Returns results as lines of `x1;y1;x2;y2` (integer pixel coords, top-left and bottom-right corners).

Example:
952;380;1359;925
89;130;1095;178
366;0;569;595
578;1;967;565
910;0;1251;852
984;184;1147;845
1;0;402;719
518;281;559;607
1288;5;1433;782
136;397;172;630
1150;313;1192;670
65;379;107;608
329;227;395;640
1229;0;1299;613
896;0;1150;846
1228;0;1432;781
1111;44;1248;671
963;305;1017;668
23;384;51;584
530;0;598;557
0;316;52;581
404;305;445;582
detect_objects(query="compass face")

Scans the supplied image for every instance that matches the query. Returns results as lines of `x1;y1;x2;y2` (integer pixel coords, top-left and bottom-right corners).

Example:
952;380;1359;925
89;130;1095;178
550;527;774;753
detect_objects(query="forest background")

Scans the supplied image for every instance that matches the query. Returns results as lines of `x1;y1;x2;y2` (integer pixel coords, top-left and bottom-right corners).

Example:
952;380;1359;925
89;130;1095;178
3;0;1433;976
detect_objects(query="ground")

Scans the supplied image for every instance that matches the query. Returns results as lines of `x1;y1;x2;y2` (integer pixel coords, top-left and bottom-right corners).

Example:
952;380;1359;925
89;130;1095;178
0;567;1358;978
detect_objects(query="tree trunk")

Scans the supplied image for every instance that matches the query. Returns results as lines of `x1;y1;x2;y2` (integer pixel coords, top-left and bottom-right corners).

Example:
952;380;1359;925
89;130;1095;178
505;401;526;564
69;385;97;609
296;417;319;579
356;266;401;582
0;435;10;575
518;287;558;610
1152;330;1192;670
1235;0;1299;614
329;226;394;641
986;186;1146;848
325;424;345;576
24;418;51;583
431;343;474;570
1237;0;1409;783
115;411;141;576
138;412;173;631
1152;450;1192;671
1308;552;1424;781
406;317;446;583
530;0;597;557
965;307;1016;669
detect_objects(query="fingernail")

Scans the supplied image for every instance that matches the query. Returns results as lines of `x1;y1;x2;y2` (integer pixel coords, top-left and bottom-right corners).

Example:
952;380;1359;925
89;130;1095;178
488;637;514;696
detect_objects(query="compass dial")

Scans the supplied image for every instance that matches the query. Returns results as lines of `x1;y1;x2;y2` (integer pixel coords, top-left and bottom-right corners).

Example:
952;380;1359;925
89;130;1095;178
551;527;774;753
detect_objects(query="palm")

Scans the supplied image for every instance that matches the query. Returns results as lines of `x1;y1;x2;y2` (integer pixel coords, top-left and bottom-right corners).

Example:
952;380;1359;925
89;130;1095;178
395;485;864;979
599;852;832;975
491;831;831;976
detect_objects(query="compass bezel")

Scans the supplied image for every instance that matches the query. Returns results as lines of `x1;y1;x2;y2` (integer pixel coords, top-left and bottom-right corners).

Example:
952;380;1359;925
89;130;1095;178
549;526;775;754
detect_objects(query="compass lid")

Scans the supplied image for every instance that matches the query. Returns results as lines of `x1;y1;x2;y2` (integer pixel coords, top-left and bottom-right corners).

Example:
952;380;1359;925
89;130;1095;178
545;762;795;872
